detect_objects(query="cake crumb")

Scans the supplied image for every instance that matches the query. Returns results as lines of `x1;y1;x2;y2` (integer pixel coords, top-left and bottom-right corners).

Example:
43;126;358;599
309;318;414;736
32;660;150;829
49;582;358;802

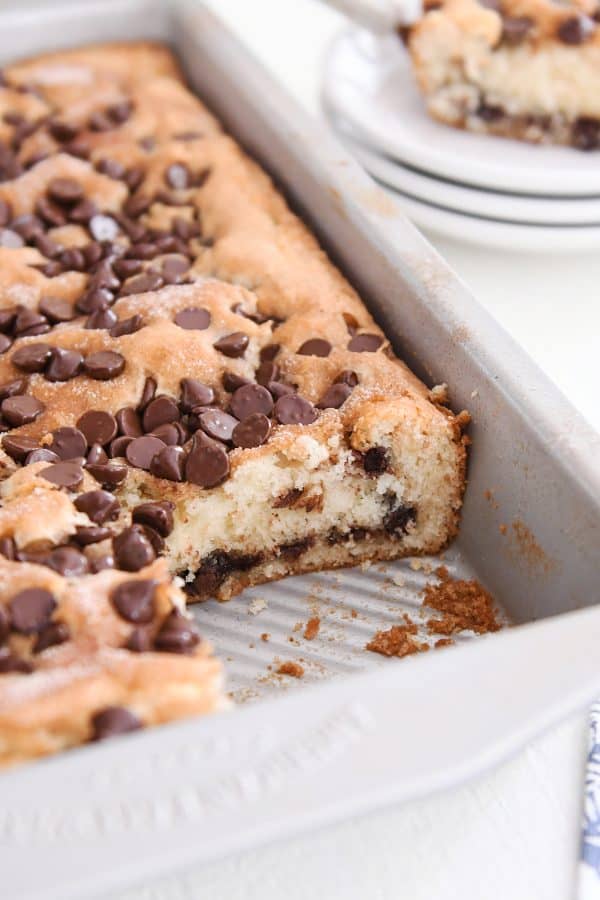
499;523;507;535
366;621;428;658
391;573;405;586
248;597;267;616
423;572;500;636
351;609;357;618
304;617;320;640
292;621;303;632
261;632;270;642
277;660;305;678
435;638;454;648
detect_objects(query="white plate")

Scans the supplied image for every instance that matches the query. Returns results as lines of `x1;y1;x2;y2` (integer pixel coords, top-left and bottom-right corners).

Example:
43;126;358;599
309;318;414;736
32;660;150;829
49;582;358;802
357;176;600;252
322;28;600;197
332;125;600;226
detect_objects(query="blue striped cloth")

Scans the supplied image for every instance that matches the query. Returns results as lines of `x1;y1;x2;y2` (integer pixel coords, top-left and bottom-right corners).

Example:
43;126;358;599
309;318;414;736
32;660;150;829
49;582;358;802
580;703;600;899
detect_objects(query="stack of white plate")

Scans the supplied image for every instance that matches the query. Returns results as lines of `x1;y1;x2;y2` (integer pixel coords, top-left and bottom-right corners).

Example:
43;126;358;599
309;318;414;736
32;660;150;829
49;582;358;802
322;29;600;252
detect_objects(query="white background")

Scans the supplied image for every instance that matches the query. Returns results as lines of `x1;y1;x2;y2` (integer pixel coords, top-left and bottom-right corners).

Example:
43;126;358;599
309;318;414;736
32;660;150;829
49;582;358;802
110;1;599;897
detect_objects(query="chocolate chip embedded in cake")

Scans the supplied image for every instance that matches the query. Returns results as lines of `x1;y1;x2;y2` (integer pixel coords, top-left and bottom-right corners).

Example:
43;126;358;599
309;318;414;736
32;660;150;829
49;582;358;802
407;0;600;148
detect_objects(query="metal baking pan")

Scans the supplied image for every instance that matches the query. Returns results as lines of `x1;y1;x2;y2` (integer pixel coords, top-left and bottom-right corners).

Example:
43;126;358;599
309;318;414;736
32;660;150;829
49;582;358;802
1;2;599;898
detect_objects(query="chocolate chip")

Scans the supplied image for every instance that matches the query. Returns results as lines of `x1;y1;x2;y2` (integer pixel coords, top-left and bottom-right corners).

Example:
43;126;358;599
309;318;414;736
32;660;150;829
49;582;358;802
150;445;186;481
35;233;62;261
47;177;83;206
363;446;389;475
91;706;142;741
557;14;595;44
348;333;384;352
124;167;145;191
0;604;10;640
110;315;143;338
0;536;16;561
0;377;27;401
0;309;16;333
2;394;45;426
88;214;119;242
232;412;271;448
25;448;59;465
96;158;126;179
138;376;156;411
9;587;56;634
86;308;118;330
13;308;50;338
34;621;70;653
88;110;113;132
132;501;175;537
154;610;200;654
501;15;533;44
0;228;24;248
165;163;190;189
84;350;125;380
229;383;273;420
268;381;295;400
113;259;142;280
180;378;214;411
77;287;114;315
335;370;359;387
198;408;238;443
260;343;280;362
2;434;38;462
126;434;165;470
109;435;133;457
0;334;11;354
213;332;249;358
49;119;78;142
107;100;133;124
64;138;91;159
162;255;190;284
149;423;180;445
222;372;249;393
120;271;164;295
572;116;600;151
38;296;75;323
142;395;180;433
86;443;108;465
116;407;143;437
74;525;111;545
297;338;332;357
35;197;66;227
255;361;279;386
77;410;118;446
59;247;86;271
274;395;317;426
74;489;120;524
174;307;211;330
317;382;353;409
384;502;416;535
12;213;43;241
46;347;83;382
86;462;127;488
126;627;153;652
0;648;33;673
111;579;156;623
12;342;52;372
113;525;156;571
45;545;89;576
69;198;98;224
40;459;84;490
185;438;229;487
90;553;115;572
49;426;87;460
124;194;152;219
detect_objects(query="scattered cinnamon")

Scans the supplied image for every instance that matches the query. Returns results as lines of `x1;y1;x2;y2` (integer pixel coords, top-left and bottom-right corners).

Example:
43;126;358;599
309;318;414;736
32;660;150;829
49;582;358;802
277;660;304;678
304;617;320;640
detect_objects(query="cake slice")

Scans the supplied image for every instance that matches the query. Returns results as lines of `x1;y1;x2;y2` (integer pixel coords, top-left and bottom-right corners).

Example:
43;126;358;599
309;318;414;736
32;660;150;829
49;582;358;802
407;0;600;149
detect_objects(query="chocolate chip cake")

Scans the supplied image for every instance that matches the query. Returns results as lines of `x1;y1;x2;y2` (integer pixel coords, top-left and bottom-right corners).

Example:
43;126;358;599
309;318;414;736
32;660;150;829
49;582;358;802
0;42;467;766
407;0;600;148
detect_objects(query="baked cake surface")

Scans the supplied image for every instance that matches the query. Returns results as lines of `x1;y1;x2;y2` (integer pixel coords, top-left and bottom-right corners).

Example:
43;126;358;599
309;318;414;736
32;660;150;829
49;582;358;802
0;41;467;766
407;0;600;148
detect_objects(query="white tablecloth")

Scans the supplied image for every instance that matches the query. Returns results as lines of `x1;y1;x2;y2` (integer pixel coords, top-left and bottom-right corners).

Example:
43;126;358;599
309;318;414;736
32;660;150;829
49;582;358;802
112;1;599;896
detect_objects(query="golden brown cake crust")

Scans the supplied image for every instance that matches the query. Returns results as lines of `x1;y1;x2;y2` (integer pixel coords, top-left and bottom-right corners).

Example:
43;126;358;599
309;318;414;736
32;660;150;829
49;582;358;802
0;41;466;766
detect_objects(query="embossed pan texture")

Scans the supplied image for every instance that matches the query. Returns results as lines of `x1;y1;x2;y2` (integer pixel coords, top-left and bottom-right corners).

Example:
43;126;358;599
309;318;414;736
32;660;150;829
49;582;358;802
0;3;599;899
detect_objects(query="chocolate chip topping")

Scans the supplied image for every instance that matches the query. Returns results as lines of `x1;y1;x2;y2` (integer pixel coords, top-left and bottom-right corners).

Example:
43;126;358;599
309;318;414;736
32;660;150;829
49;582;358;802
86;462;127;488
2;434;38;461
185;437;230;487
91;706;142;741
126;434;165;470
117;407;143;437
180;378;214;411
83;350;125;380
46;348;84;382
142;395;179;432
297;338;332;357
2;394;45;426
138;376;156;411
0;648;33;674
45;546;89;577
39;296;75;323
47;177;83;206
154;610;201;654
230;383;273;420
86;308;118;330
111;579;156;623
501;15;533;45
49;426;87;460
232;413;271;448
74;489;120;524
26;448;59;465
557;14;595;44
0;228;24;248
40;459;84;490
348;333;384;352
0;605;10;641
317;382;353;409
213;332;249;358
9;587;56;634
121;271;164;295
274;394;318;426
335;370;359;387
12;342;52;372
150;445;186;481
113;525;156;571
34;621;70;653
77;410;118;446
174;307;211;330
132;501;175;537
198;408;238;443
74;525;111;546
